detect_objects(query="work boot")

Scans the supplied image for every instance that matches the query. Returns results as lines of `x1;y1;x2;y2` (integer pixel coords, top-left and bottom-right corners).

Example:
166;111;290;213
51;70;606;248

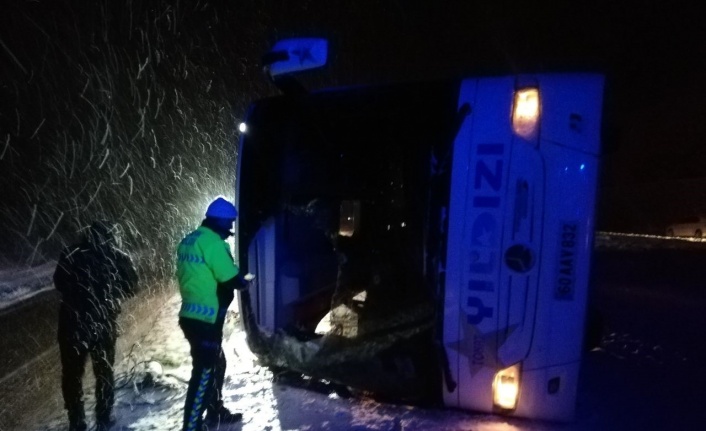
68;421;87;431
67;405;87;431
204;405;243;427
95;416;116;431
96;410;116;431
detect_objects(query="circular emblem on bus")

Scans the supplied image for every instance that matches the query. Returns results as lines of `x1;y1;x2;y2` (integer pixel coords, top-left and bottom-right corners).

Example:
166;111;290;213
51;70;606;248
504;244;535;273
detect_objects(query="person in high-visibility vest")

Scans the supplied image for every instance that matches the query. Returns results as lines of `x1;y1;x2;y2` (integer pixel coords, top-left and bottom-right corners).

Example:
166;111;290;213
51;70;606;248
176;197;251;431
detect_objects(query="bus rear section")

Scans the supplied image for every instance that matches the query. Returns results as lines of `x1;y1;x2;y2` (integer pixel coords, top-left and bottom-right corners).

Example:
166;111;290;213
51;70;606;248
442;74;604;421
235;82;460;402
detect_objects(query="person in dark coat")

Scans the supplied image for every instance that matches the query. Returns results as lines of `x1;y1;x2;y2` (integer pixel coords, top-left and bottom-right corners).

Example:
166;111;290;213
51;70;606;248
53;221;139;431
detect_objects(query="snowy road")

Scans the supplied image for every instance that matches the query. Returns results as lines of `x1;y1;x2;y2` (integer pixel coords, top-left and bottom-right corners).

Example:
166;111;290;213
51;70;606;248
3;235;706;430
0;272;62;431
0;290;59;380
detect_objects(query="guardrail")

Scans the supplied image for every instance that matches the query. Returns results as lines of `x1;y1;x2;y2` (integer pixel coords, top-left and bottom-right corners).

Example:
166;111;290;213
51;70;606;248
0;261;56;313
595;231;706;251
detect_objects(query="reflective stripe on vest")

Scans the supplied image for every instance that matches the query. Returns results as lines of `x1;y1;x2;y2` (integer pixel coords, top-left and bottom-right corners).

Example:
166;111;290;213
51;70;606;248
180;302;217;318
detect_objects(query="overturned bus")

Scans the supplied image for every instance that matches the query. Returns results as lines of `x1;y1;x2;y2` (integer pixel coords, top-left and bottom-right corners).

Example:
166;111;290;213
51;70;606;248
234;38;604;422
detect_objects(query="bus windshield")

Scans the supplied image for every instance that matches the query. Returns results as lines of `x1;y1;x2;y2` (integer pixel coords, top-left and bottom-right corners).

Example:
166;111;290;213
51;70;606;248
237;81;460;401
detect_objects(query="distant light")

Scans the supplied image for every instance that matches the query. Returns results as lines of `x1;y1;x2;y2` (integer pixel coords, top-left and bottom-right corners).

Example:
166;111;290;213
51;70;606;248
580;164;586;171
339;200;360;237
238;122;248;133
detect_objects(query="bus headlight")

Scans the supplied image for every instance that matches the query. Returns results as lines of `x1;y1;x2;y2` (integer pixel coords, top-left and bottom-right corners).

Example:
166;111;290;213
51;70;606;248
512;88;540;138
493;363;521;410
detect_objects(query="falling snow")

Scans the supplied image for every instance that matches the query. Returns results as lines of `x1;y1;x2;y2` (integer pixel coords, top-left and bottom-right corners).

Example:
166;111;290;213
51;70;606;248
0;1;267;279
2;1;706;430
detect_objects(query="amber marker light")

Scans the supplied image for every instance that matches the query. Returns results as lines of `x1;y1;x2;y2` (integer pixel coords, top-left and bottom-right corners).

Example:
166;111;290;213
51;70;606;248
493;363;521;410
512;88;540;138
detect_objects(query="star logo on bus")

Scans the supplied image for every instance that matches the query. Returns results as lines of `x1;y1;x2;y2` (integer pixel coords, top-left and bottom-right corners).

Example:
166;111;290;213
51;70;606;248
475;227;493;246
446;319;518;376
292;47;315;65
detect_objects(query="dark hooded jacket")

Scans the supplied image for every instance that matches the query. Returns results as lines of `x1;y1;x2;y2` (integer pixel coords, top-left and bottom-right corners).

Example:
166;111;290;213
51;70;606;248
53;221;139;342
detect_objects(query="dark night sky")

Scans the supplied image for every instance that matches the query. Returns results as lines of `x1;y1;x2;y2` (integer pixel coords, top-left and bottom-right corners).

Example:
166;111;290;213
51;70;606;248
247;1;706;178
256;0;706;230
1;0;705;238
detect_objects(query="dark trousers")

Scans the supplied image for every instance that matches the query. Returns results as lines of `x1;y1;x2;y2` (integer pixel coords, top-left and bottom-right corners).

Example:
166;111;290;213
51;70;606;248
180;317;227;431
58;326;116;425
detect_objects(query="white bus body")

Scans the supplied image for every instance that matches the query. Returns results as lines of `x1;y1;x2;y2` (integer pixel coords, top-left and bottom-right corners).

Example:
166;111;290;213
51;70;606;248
442;75;603;421
235;39;604;423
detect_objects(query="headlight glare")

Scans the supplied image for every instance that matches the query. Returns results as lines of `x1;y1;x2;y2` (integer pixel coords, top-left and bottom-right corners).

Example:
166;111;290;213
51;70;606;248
512;88;540;138
493;363;521;410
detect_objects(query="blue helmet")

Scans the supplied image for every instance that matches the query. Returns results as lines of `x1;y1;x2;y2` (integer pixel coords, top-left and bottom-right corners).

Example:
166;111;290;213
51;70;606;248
205;197;238;220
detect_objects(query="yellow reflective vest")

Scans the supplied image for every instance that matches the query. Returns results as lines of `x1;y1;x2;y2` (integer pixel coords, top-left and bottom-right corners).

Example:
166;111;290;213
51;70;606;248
176;226;239;324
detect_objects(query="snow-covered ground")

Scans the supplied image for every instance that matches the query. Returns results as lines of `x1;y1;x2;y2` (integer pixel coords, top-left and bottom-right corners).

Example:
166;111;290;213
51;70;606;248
2;232;706;430
0;261;55;312
31;294;544;431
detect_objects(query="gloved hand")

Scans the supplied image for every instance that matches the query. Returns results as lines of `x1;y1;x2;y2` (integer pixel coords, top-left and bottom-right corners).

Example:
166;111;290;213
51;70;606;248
221;273;255;292
234;273;255;291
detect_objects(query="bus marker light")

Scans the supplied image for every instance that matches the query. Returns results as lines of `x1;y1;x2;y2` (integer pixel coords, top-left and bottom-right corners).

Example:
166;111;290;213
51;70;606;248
512;88;540;138
493;363;521;410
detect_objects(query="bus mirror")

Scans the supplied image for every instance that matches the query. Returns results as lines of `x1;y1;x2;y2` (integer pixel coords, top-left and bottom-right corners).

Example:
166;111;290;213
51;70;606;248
263;38;328;78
